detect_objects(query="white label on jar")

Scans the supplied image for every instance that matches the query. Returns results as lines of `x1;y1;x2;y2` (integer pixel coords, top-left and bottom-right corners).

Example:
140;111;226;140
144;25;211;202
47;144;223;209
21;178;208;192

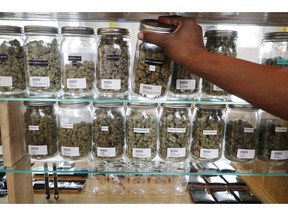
67;78;86;89
101;126;109;132
97;147;116;157
29;76;50;87
213;84;224;92
61;123;74;129
149;65;156;71
61;146;80;157
0;76;13;87
139;84;162;97
244;128;255;133
237;149;255;159
0;146;3;155
200;148;219;159
101;79;121;90
133;128;150;133
167;148;186;158
203;130;217;135
270;150;288;160
275;127;287;133
29;125;39;131
132;148;151;158
28;145;48;155
176;79;196;90
167;127;186;133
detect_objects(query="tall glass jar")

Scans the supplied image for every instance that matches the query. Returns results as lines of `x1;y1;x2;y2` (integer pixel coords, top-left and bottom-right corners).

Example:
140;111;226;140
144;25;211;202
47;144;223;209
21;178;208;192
126;102;158;161
159;103;191;162
23;101;58;159
58;101;92;159
191;103;226;161
60;26;96;98
24;25;61;97
96;27;131;99
131;19;174;99
224;104;259;163
0;25;25;95
257;110;288;162
92;102;125;161
201;30;238;101
259;32;288;67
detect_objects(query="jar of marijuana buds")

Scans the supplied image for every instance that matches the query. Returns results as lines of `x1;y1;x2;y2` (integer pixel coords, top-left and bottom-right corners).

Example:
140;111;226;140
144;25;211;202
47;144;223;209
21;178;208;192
131;19;174;99
23;101;58;159
96;27;131;99
0;25;25;95
58;101;92;159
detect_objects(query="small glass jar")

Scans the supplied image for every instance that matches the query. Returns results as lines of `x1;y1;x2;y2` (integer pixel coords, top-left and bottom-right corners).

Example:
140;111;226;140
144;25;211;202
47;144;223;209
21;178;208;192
259;32;288;67
126;102;158;161
24;25;61;97
224;104;259;163
191;103;226;161
96;27;131;99
131;19;174;99
92;102;125;161
257;110;288;162
58;101;92;159
168;62;201;100
0;25;25;95
60;26;96;98
159;103;191;162
23;101;58;159
201;30;238;101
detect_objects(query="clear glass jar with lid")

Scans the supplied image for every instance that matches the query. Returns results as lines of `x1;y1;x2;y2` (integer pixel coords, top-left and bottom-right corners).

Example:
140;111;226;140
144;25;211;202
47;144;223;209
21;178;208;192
191;103;226;161
0;25;25;95
200;30;238;101
92;102;125;160
224;103;259;163
159;103;192;162
131;19;174;99
60;26;96;98
58;101;92;159
257;110;288;162
23;101;58;159
24;25;61;97
96;27;131;99
126;102;158;161
259;32;288;67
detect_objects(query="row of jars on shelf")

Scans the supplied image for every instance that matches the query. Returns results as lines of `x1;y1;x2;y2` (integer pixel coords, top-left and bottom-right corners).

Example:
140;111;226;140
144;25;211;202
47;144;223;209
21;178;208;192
22;101;288;163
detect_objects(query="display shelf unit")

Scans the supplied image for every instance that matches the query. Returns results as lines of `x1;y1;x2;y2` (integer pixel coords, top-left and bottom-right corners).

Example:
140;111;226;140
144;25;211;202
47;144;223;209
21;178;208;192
0;12;288;204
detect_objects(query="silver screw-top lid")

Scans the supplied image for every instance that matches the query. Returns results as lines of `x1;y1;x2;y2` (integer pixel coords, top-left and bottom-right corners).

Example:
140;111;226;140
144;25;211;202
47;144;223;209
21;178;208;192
24;25;58;34
58;101;90;107
128;102;158;108
228;103;258;110
139;19;175;33
204;30;238;38
97;27;130;36
262;32;288;41
23;101;56;106
161;103;191;108
0;25;22;34
61;26;94;35
94;102;124;107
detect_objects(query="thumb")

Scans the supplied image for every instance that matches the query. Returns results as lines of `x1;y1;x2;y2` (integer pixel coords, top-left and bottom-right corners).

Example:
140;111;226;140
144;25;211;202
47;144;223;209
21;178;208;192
137;31;170;48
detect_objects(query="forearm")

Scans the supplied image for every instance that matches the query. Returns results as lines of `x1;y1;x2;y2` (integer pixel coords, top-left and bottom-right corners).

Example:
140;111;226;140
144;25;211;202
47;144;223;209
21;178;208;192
188;52;288;120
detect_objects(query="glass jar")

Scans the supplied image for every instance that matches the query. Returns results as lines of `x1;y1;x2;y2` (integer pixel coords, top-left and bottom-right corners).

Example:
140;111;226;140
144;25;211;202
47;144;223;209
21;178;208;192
60;26;96;98
159;103;191;162
191;103;226;161
201;30;238;101
23;101;58;159
96;27;131;99
168;62;201;100
92;102;125;160
126;102;158;161
259;32;288;67
58;101;92;159
131;19;174;99
224;104;259;163
24;25;61;97
0;25;25;95
257;110;288;162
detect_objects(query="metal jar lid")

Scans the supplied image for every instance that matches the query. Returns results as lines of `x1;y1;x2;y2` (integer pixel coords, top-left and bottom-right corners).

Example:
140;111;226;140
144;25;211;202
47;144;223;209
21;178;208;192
228;103;258;110
97;27;130;36
23;101;55;107
61;26;94;35
139;19;175;33
94;102;124;107
128;102;158;108
58;101;90;107
161;103;191;108
0;25;22;34
204;30;238;38
24;25;58;34
262;32;288;41
196;103;226;110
